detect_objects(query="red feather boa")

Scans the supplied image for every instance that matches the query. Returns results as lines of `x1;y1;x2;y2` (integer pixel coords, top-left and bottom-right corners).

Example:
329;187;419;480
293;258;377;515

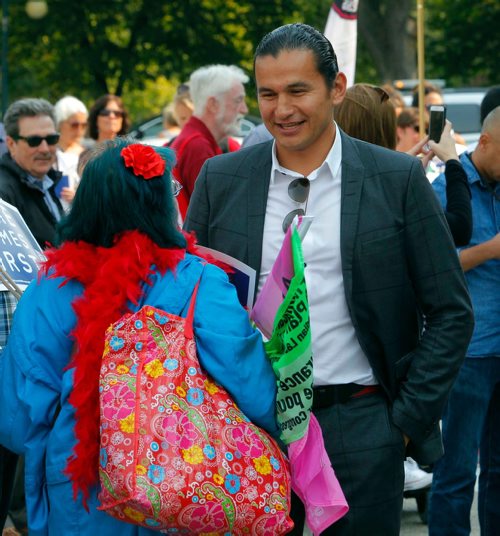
40;231;203;505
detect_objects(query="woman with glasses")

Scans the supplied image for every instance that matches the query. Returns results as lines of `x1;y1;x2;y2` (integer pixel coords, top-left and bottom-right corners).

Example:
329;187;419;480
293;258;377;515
0;139;278;535
54;96;89;209
87;94;130;143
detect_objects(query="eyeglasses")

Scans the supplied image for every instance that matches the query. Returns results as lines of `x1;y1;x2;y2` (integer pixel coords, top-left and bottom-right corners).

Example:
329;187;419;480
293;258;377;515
371;85;389;103
282;177;310;233
171;177;182;197
13;133;60;147
98;109;124;118
69;121;88;129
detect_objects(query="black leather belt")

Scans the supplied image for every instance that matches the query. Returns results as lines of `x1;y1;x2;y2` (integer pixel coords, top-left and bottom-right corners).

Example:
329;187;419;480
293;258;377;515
312;383;381;410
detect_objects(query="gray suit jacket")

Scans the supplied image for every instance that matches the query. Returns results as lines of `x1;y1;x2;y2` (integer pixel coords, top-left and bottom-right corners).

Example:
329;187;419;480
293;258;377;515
185;131;474;464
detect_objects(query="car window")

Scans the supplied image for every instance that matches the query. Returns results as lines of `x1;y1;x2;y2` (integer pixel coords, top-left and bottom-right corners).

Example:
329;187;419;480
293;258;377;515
445;103;481;134
139;118;164;139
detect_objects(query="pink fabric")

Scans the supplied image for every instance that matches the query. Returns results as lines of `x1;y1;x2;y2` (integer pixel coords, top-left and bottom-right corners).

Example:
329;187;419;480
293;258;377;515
250;224;294;339
288;414;349;535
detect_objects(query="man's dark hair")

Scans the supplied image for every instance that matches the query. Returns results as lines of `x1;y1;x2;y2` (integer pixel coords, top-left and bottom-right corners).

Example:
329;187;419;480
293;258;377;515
3;98;55;137
254;23;339;89
480;86;500;124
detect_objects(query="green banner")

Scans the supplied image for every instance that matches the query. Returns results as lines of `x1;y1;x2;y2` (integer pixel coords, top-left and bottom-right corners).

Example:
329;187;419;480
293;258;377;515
264;227;313;444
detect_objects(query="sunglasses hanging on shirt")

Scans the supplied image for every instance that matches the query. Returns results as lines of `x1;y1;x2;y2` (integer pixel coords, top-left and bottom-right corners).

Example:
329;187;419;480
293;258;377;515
282;177;310;233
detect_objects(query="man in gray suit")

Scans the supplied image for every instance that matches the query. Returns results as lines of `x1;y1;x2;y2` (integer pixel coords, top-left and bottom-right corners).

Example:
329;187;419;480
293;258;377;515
185;23;474;535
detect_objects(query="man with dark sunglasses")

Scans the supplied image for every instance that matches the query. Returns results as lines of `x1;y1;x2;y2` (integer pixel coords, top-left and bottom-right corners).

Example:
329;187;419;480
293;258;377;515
0;98;63;249
0;98;63;535
186;23;474;535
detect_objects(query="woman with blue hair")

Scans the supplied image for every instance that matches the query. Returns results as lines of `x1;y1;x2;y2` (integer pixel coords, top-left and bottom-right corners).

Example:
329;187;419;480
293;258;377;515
0;139;278;535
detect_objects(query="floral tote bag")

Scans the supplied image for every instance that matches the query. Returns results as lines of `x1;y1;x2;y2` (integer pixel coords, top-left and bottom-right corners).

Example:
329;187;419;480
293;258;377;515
98;282;293;535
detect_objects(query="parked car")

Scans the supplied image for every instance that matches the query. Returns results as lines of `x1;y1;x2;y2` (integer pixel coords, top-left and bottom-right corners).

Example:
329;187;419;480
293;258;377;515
130;115;259;146
439;89;485;145
129;115;166;142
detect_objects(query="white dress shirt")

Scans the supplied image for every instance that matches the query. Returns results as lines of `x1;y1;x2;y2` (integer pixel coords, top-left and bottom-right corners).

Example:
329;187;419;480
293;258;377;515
258;128;377;386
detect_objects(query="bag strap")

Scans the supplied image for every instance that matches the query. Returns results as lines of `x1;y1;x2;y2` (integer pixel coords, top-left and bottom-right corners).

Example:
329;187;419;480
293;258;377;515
184;278;201;339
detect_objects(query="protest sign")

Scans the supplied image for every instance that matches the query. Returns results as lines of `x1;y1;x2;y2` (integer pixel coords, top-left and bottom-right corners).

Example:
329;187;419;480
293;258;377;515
251;216;312;339
0;199;45;290
260;223;314;444
254;219;349;533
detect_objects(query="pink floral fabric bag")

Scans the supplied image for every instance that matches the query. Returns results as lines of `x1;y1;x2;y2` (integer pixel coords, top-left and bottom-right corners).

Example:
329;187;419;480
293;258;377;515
98;282;293;534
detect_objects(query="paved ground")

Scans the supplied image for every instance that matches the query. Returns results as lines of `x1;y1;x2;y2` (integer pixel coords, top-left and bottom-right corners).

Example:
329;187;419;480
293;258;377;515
3;493;481;536
400;493;480;535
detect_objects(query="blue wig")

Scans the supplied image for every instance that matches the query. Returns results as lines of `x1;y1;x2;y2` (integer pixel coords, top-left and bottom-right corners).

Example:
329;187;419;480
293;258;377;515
56;137;186;249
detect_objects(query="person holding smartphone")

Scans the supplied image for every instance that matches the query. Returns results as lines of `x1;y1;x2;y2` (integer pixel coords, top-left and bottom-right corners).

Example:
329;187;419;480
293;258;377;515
409;119;473;247
429;105;500;536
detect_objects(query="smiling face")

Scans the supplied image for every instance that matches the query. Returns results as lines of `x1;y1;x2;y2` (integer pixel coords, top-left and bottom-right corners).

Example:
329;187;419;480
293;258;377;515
6;115;57;179
255;48;346;171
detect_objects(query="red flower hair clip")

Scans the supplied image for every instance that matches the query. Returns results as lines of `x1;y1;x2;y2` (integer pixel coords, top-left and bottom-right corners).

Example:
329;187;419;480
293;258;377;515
121;144;166;180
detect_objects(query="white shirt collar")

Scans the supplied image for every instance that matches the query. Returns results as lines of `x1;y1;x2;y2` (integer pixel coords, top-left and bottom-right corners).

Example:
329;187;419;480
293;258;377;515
270;122;342;183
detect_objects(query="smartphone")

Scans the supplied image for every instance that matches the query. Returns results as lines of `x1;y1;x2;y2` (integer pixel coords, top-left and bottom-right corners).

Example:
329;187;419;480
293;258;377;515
428;105;446;143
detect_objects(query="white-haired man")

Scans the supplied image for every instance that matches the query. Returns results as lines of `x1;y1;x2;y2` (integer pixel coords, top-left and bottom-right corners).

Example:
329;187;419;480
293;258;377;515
171;64;248;215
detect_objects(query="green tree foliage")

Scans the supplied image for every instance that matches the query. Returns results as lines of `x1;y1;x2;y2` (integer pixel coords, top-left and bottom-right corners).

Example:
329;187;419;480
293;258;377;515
5;0;326;120
2;0;498;123
425;0;500;86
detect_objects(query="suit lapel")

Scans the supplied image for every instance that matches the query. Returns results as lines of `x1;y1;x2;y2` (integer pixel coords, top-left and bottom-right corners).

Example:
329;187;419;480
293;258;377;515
242;134;365;299
339;131;365;303
246;141;273;279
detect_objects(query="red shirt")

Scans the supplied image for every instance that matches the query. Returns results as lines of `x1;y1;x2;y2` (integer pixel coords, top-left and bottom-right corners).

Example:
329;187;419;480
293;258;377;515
170;116;222;199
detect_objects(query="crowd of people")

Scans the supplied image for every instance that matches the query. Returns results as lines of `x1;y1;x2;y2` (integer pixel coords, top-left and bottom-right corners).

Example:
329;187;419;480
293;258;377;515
0;21;499;536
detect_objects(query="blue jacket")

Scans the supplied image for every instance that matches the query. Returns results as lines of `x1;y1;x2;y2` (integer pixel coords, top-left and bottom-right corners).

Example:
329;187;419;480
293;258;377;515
0;254;278;535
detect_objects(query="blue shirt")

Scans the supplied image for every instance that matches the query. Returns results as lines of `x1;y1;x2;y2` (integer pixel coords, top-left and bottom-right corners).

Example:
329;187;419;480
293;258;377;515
25;174;61;222
433;152;500;357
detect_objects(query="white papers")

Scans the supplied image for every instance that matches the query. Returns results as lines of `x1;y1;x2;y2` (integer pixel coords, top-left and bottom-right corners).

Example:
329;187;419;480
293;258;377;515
195;246;256;310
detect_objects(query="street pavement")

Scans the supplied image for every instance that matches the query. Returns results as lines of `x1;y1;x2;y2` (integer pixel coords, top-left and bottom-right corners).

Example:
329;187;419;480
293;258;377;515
3;492;481;536
400;493;480;535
